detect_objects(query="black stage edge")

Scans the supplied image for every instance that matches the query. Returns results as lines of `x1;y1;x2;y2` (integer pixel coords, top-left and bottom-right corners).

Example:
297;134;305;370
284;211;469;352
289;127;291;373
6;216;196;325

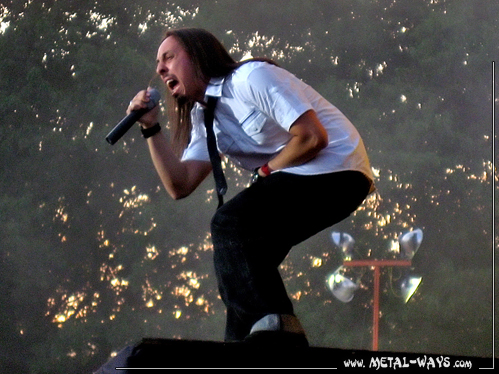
96;338;496;372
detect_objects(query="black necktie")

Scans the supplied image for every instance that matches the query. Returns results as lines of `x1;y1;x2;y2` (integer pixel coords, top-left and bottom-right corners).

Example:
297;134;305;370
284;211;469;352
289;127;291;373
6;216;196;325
203;96;227;208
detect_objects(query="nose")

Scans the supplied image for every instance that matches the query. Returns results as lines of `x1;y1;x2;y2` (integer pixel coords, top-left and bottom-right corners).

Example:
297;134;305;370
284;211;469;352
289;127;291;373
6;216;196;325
156;61;167;76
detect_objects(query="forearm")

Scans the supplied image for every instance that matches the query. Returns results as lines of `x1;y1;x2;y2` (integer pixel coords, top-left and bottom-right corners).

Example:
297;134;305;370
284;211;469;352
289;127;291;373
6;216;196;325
267;132;326;171
263;110;329;174
146;132;211;200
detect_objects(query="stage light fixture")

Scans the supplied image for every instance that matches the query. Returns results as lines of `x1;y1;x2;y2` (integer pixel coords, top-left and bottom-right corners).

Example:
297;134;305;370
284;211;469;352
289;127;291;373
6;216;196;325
327;266;359;303
400;275;422;303
331;232;355;260
398;228;423;260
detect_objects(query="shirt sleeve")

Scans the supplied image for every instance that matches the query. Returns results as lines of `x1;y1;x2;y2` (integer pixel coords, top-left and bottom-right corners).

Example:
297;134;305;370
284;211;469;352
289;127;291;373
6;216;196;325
243;64;314;131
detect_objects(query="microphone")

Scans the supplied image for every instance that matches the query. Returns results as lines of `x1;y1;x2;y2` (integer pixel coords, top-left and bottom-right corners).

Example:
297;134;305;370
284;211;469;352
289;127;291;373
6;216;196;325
106;88;161;145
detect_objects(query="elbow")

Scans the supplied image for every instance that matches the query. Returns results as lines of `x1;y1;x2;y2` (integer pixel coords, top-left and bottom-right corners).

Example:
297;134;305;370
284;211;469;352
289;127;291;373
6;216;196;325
163;163;210;201
315;134;329;151
308;131;329;154
292;110;329;152
170;192;187;201
168;188;191;201
165;183;193;201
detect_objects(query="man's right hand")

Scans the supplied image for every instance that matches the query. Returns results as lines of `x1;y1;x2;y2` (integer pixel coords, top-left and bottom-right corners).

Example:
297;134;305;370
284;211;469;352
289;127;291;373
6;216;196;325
127;88;160;128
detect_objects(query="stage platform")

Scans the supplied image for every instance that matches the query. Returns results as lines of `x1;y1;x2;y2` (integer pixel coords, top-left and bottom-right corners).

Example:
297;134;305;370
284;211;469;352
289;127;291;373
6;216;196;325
95;338;496;371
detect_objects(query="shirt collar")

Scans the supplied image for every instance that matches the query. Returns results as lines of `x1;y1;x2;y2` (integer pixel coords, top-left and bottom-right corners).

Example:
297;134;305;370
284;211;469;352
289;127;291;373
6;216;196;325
204;76;225;98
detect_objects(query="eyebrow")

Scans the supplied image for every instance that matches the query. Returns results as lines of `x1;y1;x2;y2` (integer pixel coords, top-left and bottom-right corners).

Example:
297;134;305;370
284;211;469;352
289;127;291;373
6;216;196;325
156;52;165;64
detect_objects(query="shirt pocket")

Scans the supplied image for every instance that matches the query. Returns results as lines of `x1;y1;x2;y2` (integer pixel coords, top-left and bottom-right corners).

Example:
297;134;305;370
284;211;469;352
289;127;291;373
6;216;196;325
240;110;267;143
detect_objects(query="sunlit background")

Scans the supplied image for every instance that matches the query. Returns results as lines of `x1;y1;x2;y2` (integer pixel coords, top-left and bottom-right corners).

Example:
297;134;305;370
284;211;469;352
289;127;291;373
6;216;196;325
0;1;497;372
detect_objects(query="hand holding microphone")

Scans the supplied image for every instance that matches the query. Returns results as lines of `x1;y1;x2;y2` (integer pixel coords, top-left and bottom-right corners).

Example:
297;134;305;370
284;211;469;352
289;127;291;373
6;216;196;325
106;88;161;145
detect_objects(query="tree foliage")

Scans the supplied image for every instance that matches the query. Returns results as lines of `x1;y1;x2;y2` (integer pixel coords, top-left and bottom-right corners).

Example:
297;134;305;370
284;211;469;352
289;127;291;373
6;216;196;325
0;0;497;372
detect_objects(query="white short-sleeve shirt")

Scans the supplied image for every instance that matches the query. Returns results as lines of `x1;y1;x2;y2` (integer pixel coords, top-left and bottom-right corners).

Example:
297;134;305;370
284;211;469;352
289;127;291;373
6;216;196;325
182;61;374;183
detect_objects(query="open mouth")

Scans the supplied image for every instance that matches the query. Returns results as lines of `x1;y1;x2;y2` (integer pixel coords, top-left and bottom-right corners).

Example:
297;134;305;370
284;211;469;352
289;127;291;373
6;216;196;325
166;79;179;93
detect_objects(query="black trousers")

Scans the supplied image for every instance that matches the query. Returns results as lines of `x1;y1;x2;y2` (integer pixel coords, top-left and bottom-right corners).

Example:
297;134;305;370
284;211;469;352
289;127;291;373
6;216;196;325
210;170;372;341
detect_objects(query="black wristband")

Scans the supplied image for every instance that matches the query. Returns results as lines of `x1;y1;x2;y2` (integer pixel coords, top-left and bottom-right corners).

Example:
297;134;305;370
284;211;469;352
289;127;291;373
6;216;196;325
141;123;161;138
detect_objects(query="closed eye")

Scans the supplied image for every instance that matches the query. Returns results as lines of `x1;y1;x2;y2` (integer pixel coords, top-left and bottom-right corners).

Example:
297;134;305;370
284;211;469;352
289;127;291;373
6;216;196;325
157;52;174;65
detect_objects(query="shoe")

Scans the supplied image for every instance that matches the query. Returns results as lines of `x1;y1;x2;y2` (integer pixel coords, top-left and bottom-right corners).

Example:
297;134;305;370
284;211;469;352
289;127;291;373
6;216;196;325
244;314;309;348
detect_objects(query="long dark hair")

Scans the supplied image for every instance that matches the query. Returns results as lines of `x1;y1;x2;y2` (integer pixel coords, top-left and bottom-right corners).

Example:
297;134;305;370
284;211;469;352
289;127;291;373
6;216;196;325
162;28;277;156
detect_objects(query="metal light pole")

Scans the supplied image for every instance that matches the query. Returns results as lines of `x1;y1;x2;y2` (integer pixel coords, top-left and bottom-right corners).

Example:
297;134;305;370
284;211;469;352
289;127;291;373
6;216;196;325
342;259;412;351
